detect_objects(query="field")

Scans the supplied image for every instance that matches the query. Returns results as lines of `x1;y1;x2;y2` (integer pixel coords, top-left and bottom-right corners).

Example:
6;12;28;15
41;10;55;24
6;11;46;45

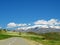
0;31;19;40
20;32;60;45
0;31;60;45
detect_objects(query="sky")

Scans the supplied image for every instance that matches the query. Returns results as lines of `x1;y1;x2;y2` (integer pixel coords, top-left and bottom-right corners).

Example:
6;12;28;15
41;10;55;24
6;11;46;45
0;0;60;29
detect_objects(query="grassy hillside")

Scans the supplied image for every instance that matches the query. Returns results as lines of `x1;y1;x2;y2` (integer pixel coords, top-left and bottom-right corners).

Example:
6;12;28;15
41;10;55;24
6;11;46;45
21;32;60;45
0;34;13;40
40;32;60;45
0;29;60;45
0;29;19;40
40;32;60;40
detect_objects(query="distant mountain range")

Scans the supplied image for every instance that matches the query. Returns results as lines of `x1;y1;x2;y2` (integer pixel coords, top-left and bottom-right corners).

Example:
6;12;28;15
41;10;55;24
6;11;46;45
16;27;60;34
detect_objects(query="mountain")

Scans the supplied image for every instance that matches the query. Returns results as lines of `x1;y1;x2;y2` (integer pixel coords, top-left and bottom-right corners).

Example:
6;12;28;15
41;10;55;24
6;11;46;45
16;27;60;34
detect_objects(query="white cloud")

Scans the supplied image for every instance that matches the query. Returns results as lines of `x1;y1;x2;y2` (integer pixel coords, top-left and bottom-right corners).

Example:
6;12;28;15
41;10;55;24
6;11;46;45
34;19;60;29
34;19;60;25
17;27;27;30
17;24;27;26
34;20;48;25
7;22;17;28
7;19;60;29
48;19;57;25
7;22;30;28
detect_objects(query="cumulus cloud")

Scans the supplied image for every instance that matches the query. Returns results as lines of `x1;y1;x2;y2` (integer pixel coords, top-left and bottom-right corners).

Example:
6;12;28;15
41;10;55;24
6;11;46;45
17;27;28;30
17;24;27;26
34;19;60;25
34;20;48;25
48;19;57;25
7;22;17;28
7;22;31;28
34;19;60;29
7;19;60;29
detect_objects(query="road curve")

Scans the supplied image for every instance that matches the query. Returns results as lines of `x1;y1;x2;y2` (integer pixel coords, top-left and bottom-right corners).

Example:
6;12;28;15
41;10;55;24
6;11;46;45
0;37;32;45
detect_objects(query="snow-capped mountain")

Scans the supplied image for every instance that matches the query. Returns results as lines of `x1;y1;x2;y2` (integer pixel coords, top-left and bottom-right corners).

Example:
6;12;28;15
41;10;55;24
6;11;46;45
16;27;60;33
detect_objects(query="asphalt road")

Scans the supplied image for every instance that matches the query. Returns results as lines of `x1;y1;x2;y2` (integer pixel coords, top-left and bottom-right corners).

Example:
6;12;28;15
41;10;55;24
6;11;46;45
0;37;31;45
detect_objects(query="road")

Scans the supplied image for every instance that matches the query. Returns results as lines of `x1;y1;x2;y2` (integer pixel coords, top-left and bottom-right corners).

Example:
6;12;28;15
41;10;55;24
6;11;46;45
0;37;33;45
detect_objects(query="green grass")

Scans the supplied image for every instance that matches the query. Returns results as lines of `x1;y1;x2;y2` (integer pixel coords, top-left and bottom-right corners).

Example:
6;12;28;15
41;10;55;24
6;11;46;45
0;34;13;40
0;31;19;40
0;31;60;45
20;32;60;45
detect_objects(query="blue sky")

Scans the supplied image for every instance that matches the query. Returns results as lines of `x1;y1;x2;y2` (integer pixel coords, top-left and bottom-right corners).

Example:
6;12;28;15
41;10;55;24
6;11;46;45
0;0;60;28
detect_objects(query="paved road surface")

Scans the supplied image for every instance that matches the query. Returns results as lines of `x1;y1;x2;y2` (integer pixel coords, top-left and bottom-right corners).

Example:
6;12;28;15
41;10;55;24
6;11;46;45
0;37;31;45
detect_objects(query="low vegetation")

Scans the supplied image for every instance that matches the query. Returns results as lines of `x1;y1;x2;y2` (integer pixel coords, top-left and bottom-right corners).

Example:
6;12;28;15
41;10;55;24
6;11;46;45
0;34;13;40
0;29;60;45
0;29;18;40
20;32;60;45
